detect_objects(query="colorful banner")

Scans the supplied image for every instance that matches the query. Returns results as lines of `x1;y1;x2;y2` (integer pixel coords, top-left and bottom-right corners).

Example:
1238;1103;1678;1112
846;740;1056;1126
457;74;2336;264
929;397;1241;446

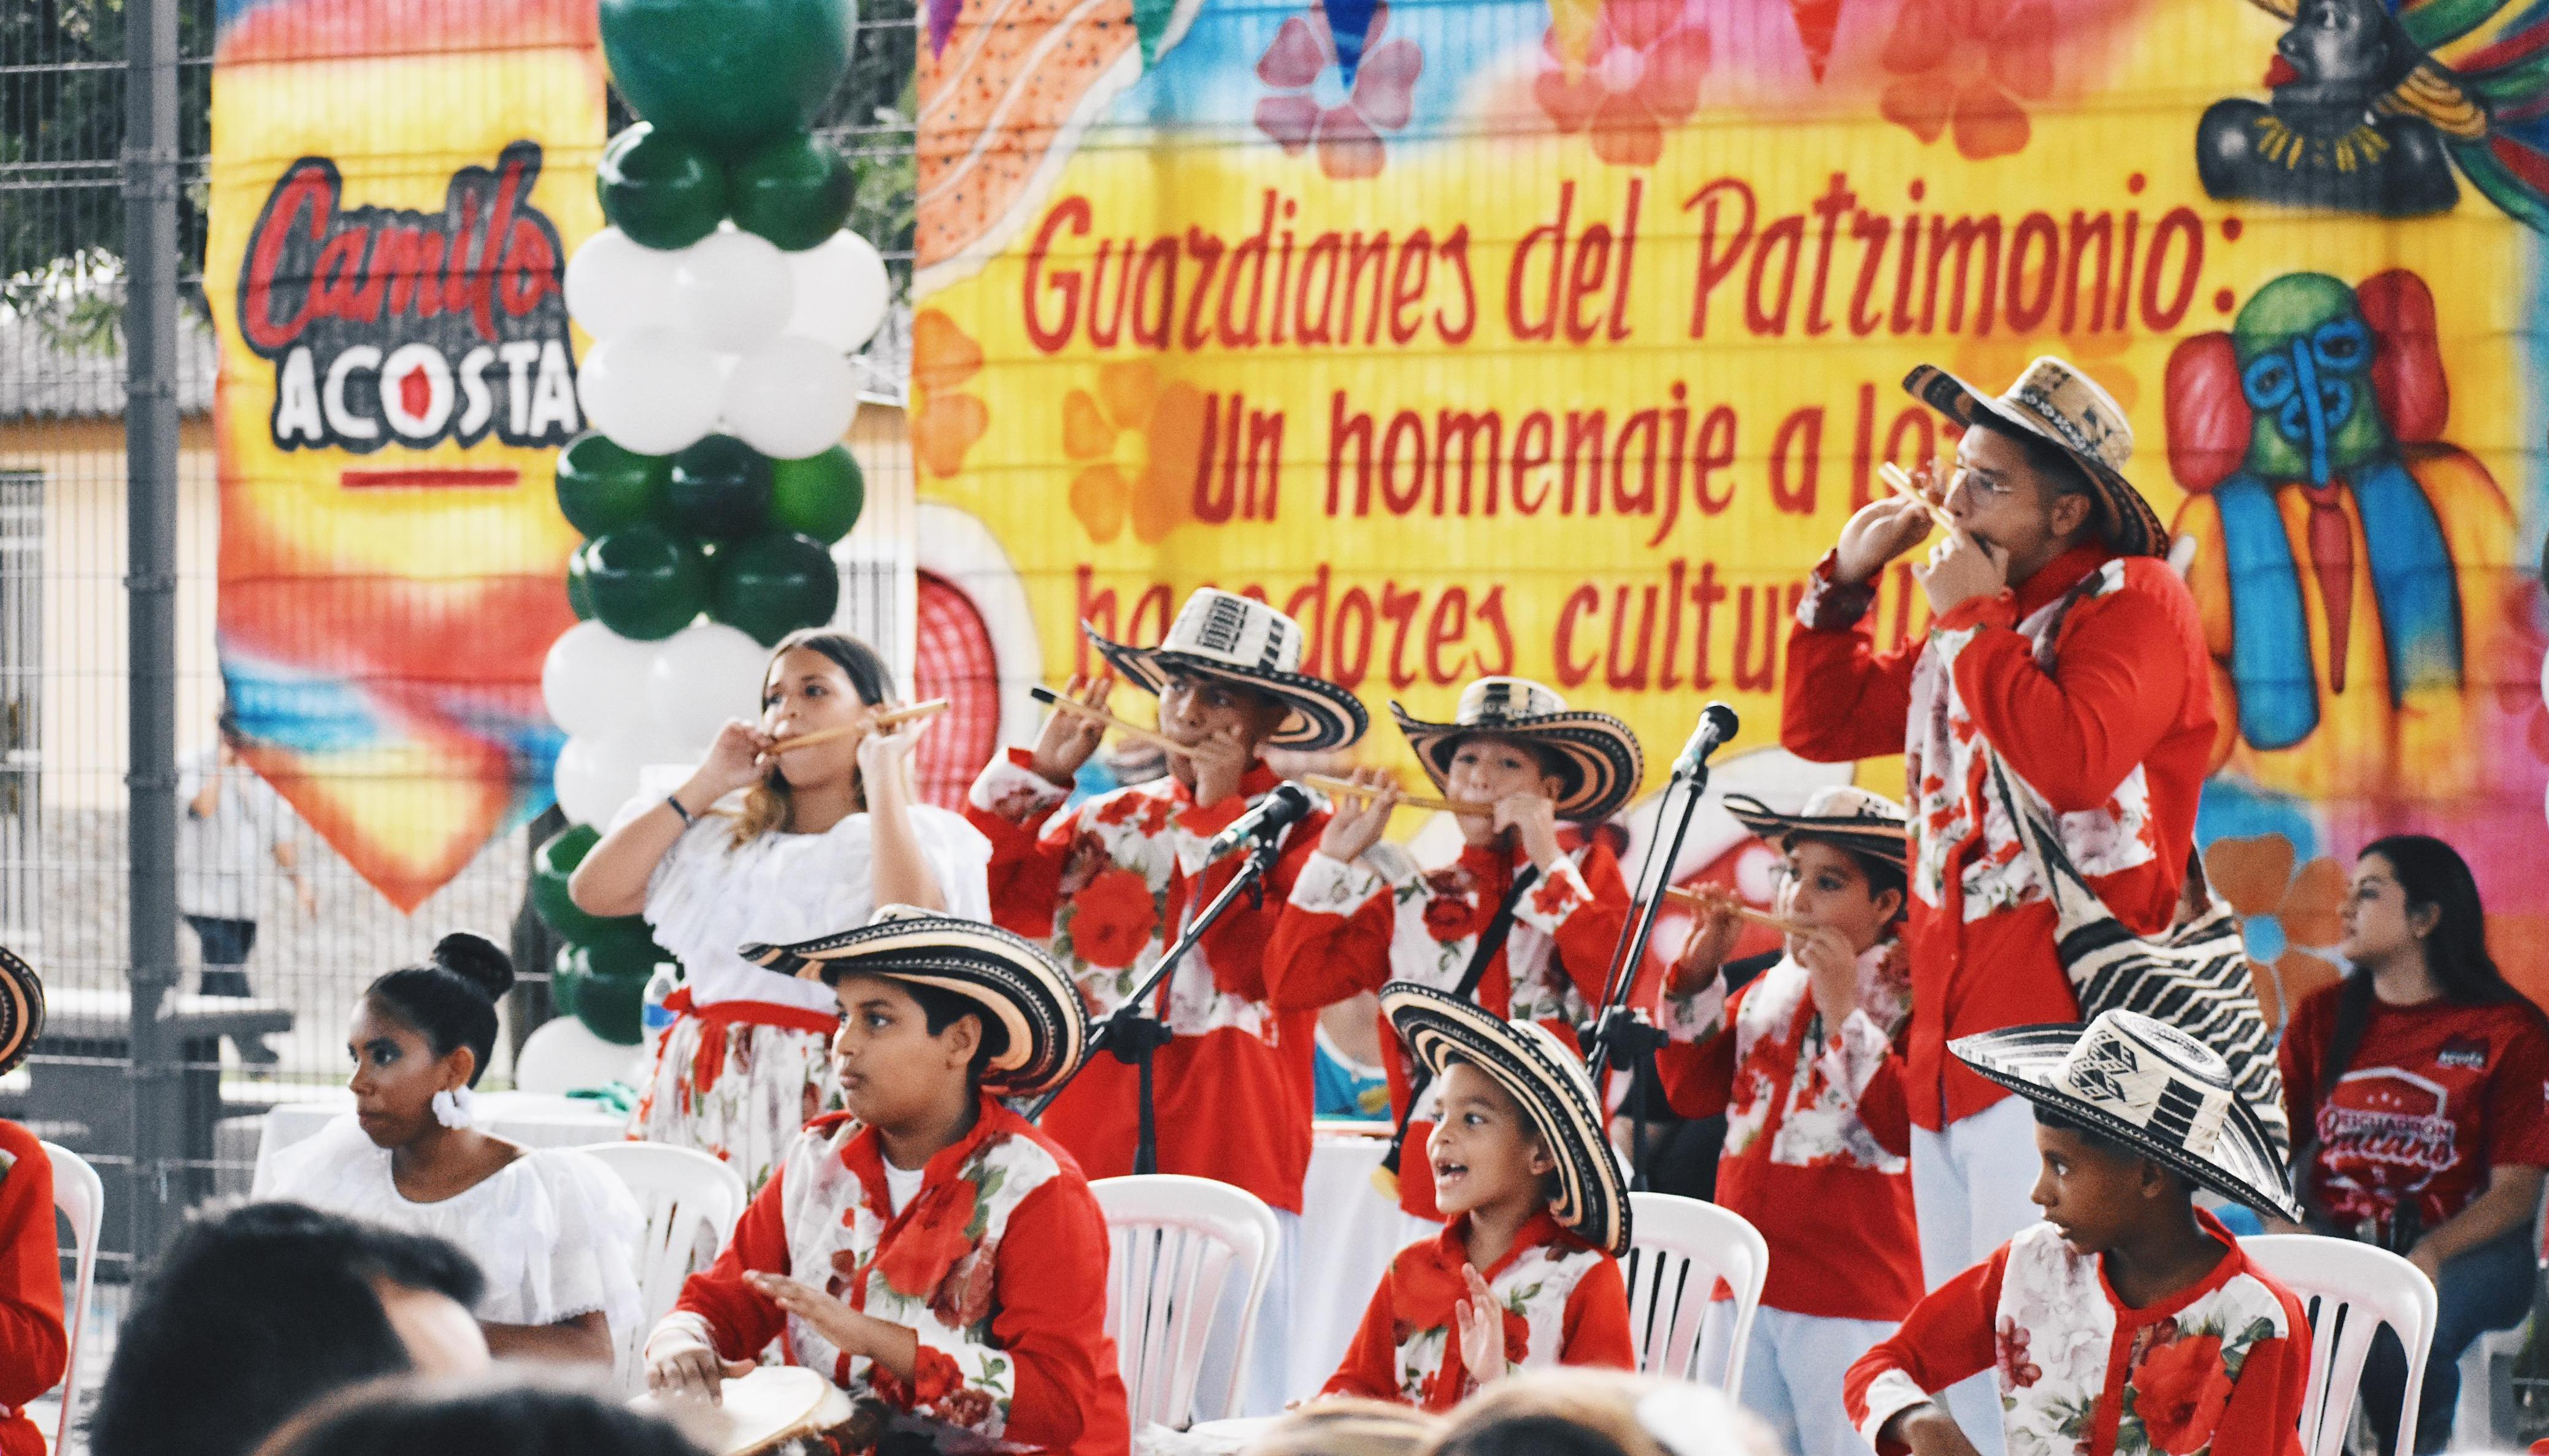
914;0;2549;997
207;0;602;909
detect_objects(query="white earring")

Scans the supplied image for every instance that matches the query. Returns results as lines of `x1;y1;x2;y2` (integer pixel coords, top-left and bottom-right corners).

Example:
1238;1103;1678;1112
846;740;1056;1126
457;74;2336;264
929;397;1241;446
431;1086;477;1129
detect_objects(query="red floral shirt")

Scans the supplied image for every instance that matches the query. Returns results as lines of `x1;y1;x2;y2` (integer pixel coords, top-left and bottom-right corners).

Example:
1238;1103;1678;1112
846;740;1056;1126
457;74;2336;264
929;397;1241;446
0;1122;61;1456
660;1099;1129;1456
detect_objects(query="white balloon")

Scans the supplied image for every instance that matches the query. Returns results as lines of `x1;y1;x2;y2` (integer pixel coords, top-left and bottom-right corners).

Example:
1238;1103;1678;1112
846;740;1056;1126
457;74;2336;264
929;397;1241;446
648;622;769;750
2539;648;2548;710
577;327;723;455
785;232;891;353
563;228;679;342
542;621;658;740
553;733;654;828
672;229;796;354
723;335;859;459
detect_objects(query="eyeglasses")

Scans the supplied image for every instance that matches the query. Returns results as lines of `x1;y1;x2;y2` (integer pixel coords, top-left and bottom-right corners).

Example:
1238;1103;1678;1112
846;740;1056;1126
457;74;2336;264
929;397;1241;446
1944;466;2018;504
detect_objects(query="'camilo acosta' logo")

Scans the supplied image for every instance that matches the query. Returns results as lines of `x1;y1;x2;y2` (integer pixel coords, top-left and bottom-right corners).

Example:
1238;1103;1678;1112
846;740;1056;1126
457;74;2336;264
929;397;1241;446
236;140;580;456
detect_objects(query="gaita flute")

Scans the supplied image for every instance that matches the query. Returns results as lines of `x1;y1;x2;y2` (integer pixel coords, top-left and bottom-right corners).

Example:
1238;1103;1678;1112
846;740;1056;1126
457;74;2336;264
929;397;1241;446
1028;684;1243;766
769;699;950;754
1878;461;1958;533
1660;883;1804;936
1301;773;1494;818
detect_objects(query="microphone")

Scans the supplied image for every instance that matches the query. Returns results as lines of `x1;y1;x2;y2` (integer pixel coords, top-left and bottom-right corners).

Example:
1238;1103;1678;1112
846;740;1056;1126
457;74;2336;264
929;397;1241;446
1670;702;1741;779
1204;782;1318;860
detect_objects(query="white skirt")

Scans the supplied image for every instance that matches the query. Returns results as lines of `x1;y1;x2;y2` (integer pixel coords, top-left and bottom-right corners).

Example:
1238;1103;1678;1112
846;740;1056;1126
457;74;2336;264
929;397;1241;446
629;1005;844;1197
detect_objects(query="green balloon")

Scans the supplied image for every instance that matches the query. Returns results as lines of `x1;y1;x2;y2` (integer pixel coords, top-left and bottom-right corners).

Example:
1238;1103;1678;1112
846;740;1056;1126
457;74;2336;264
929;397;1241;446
567;554;596;621
728;132;855;251
767;446;864;544
596;123;728;250
531;824;648;943
599;0;855;155
582;524;710;642
554;931;663;1045
711;530;839;646
556;432;670;537
667;434;775;541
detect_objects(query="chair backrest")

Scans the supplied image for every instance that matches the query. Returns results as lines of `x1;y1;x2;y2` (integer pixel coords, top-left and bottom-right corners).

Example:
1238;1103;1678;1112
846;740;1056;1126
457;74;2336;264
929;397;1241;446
577;1141;750;1387
44;1141;101;1452
2242;1233;2439;1456
1091;1174;1278;1429
1623;1191;1770;1392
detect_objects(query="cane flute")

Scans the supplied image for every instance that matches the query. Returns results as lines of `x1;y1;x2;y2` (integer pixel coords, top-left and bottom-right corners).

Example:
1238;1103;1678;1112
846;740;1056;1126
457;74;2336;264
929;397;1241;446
1878;461;1958;534
1028;685;1242;766
767;699;949;754
1659;884;1805;936
1300;773;1494;818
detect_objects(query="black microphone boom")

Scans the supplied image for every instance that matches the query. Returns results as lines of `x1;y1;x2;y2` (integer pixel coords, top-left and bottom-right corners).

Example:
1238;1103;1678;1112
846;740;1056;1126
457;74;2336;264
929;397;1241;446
1670;702;1740;779
1204;782;1317;860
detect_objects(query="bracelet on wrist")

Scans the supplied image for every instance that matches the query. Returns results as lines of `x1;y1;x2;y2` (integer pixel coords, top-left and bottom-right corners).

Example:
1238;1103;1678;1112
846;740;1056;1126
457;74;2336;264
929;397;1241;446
664;793;695;827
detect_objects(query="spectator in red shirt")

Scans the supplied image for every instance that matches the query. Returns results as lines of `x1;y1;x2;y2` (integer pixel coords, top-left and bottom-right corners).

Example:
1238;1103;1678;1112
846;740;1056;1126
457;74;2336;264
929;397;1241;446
1784;358;2212;1456
2277;834;2549;1454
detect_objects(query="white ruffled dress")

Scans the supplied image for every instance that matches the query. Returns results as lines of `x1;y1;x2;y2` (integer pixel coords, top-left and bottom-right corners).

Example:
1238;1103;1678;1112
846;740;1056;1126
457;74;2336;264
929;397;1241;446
626;804;992;1194
261;1114;646;1338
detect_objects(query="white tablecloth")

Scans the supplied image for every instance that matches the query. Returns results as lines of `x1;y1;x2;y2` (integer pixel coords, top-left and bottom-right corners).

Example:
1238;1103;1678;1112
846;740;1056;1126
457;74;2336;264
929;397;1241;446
252;1090;631;1194
1290;1126;1437;1398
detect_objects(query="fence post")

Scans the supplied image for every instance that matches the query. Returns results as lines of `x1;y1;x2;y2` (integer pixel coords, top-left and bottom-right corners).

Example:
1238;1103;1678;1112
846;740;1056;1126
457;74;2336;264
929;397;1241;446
122;0;185;1268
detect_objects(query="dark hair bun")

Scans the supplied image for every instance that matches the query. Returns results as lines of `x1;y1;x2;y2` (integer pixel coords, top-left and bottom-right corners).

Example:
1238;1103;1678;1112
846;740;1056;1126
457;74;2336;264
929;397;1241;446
430;933;515;1003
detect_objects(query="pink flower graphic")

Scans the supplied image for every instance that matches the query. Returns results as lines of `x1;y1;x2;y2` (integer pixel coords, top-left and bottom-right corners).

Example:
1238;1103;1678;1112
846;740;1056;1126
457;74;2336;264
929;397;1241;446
1255;2;1424;181
1877;0;2053;161
1534;0;1710;167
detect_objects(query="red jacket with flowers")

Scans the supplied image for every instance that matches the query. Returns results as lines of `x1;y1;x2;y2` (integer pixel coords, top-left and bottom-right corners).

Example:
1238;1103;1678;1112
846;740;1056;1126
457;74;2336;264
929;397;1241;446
1783;545;2215;1132
0;1122;61;1456
1653;943;1923;1322
661;1100;1129;1456
1264;836;1629;1218
1323;1211;1635;1411
965;749;1329;1212
1844;1213;2309;1456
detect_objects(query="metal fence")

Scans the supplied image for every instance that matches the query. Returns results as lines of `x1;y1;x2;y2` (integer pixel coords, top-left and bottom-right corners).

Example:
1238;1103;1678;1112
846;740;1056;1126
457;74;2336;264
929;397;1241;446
0;0;920;1287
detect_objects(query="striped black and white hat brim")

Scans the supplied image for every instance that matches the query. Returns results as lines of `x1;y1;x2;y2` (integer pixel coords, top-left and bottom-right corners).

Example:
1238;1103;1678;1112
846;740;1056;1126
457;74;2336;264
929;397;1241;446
0;946;40;1079
1723;793;1907;868
1392;703;1644;824
1083;629;1369;751
743;912;1087;1098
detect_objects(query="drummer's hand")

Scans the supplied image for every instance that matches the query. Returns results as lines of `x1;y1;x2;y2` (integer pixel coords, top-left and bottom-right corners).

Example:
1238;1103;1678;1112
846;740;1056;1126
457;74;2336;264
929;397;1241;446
1029;675;1112;788
745;1271;915;1377
1318;768;1398;864
645;1336;755;1403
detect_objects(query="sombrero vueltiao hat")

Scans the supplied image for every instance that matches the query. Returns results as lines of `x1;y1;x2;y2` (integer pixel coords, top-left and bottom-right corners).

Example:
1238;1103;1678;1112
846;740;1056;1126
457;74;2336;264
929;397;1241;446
1902;355;2169;558
1390;678;1644;823
1380;982;1630;1256
1083;588;1369;752
740;907;1086;1098
1952;1009;2303;1221
1724;786;1908;868
0;946;37;1079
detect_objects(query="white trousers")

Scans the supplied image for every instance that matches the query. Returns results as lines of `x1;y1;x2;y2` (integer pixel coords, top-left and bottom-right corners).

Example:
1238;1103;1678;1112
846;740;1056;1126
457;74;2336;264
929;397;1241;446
1909;1095;2043;1456
1196;1206;1301;1418
1734;1306;1894;1456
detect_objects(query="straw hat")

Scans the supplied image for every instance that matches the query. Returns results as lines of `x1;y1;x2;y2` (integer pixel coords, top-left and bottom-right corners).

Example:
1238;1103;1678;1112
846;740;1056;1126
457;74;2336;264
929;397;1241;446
740;908;1086;1097
1083;588;1368;751
1723;786;1908;868
0;946;42;1079
1902;355;2168;557
1380;983;1629;1256
1390;678;1644;823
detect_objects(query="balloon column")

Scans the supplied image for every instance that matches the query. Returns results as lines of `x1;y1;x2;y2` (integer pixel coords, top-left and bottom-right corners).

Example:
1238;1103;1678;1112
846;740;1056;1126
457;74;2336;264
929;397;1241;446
534;0;885;1040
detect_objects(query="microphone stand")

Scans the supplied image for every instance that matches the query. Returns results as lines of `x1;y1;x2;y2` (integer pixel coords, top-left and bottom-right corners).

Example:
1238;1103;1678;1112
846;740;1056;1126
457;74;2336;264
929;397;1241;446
1026;828;1283;1175
1586;754;1721;1194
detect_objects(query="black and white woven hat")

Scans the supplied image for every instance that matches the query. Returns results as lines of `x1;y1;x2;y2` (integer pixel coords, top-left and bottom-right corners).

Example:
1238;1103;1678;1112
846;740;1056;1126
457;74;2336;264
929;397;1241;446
1391;678;1644;823
1380;981;1630;1256
1084;588;1369;751
1902;354;2168;558
1724;786;1908;869
1952;1009;2302;1220
741;907;1086;1098
0;946;39;1079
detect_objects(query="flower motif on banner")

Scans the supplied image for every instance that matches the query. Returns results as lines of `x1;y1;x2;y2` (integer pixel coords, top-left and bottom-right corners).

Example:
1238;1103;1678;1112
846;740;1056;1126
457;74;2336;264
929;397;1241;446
1063;362;1207;543
912;309;990;480
2204;833;2345;1025
1877;0;2055;161
1534;0;1710;167
1255;2;1424;182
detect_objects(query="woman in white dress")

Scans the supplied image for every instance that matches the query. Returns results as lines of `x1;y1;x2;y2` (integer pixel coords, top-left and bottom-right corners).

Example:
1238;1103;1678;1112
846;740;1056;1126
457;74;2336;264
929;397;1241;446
261;934;644;1365
569;629;991;1194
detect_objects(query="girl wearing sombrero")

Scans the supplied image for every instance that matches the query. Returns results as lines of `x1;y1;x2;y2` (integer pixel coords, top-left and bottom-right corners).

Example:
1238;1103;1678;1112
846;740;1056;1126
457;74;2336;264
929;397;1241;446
1323;983;1634;1410
1845;1010;2313;1456
1651;787;1921;1456
644;908;1129;1456
963;588;1365;1409
1267;676;1640;1221
0;948;58;1456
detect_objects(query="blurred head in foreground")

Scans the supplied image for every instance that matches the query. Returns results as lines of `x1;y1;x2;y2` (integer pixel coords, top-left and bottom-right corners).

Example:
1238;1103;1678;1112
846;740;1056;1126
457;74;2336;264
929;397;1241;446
1421;1370;1778;1456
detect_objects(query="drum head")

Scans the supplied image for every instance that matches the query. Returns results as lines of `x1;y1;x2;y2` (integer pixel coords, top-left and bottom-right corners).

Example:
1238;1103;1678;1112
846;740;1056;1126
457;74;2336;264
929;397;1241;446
634;1366;853;1456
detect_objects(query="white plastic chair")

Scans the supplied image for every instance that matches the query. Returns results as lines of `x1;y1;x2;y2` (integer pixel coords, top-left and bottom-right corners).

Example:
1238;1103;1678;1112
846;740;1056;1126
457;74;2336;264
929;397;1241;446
577;1141;749;1387
1091;1173;1278;1430
44;1141;101;1453
1624;1191;1769;1392
2243;1234;2439;1456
